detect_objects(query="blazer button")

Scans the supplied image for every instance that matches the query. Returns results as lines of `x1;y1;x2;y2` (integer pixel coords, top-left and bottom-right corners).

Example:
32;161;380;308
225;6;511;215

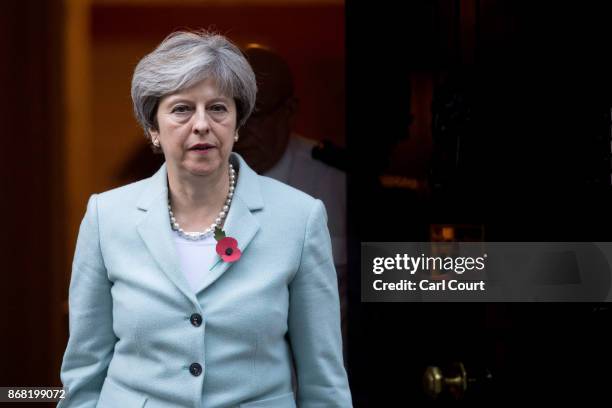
190;313;203;327
189;362;202;376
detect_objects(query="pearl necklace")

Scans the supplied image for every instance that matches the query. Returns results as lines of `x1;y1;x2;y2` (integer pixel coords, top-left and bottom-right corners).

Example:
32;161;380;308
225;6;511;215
168;164;236;240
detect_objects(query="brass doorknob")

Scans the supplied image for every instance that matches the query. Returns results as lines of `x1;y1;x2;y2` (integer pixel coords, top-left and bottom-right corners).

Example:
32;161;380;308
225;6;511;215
423;362;469;400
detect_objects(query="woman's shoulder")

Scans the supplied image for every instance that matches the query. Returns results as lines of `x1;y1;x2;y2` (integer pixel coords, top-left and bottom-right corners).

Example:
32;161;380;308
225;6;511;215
94;176;152;210
258;174;316;202
255;174;322;217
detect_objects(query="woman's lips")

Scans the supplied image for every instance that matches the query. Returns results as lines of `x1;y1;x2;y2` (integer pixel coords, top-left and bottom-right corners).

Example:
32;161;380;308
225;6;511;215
189;146;216;154
189;147;214;154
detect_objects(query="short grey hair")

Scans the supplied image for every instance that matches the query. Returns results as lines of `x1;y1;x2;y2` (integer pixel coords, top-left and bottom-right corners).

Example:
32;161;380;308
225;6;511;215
131;30;257;151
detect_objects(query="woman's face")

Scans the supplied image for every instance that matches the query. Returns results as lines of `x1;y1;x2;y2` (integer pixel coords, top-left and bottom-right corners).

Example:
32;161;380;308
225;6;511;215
151;77;237;178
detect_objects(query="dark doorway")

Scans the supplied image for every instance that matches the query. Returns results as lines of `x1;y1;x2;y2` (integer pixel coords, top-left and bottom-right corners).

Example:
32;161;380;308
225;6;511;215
347;1;612;405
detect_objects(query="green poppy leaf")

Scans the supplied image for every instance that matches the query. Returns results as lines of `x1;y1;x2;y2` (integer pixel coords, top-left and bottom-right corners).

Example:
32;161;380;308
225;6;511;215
214;226;226;241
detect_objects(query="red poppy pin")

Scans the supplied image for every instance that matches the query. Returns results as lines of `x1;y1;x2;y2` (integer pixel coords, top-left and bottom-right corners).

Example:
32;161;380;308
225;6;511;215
210;227;241;270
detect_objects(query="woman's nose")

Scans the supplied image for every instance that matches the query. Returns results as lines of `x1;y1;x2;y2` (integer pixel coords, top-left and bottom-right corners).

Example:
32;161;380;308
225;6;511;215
192;107;210;134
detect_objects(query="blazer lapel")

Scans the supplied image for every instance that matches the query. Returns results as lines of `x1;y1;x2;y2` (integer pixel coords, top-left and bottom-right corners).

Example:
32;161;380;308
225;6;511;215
196;153;263;293
196;194;260;293
136;154;264;299
136;164;200;307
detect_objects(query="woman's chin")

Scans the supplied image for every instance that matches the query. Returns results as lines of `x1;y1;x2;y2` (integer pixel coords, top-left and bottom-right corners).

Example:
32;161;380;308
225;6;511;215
187;166;215;177
183;161;222;177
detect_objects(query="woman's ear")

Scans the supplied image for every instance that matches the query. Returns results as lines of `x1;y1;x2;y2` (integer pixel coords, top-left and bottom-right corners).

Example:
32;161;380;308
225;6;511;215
149;128;161;148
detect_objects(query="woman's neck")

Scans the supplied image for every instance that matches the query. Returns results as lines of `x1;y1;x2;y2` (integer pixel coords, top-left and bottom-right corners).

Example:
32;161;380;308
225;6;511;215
167;164;230;231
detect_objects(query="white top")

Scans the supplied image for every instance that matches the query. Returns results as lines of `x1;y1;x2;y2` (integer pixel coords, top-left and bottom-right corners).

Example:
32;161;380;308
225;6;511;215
172;231;218;294
264;136;295;183
264;134;347;266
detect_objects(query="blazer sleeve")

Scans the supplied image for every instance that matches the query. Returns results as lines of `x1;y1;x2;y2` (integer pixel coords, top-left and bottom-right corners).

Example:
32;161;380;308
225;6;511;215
288;199;353;407
58;194;117;408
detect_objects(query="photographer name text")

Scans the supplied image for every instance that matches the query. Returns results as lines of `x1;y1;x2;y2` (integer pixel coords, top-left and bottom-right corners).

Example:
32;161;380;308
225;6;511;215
373;279;486;291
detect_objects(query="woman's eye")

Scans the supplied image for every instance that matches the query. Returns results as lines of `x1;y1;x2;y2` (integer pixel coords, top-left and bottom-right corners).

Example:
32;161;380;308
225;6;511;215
209;104;228;113
171;105;191;114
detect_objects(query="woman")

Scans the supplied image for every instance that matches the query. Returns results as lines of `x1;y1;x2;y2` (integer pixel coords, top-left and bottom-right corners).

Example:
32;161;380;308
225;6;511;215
59;31;352;408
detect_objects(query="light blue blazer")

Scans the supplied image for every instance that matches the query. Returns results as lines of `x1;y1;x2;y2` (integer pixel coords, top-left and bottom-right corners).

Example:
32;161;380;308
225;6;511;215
59;153;352;408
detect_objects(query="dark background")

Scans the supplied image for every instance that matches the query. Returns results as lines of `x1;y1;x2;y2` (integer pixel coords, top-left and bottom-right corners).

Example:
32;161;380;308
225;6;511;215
347;0;612;405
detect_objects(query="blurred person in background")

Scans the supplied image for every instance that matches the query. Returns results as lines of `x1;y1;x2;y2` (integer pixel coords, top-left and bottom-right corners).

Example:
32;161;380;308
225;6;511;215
236;45;348;354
